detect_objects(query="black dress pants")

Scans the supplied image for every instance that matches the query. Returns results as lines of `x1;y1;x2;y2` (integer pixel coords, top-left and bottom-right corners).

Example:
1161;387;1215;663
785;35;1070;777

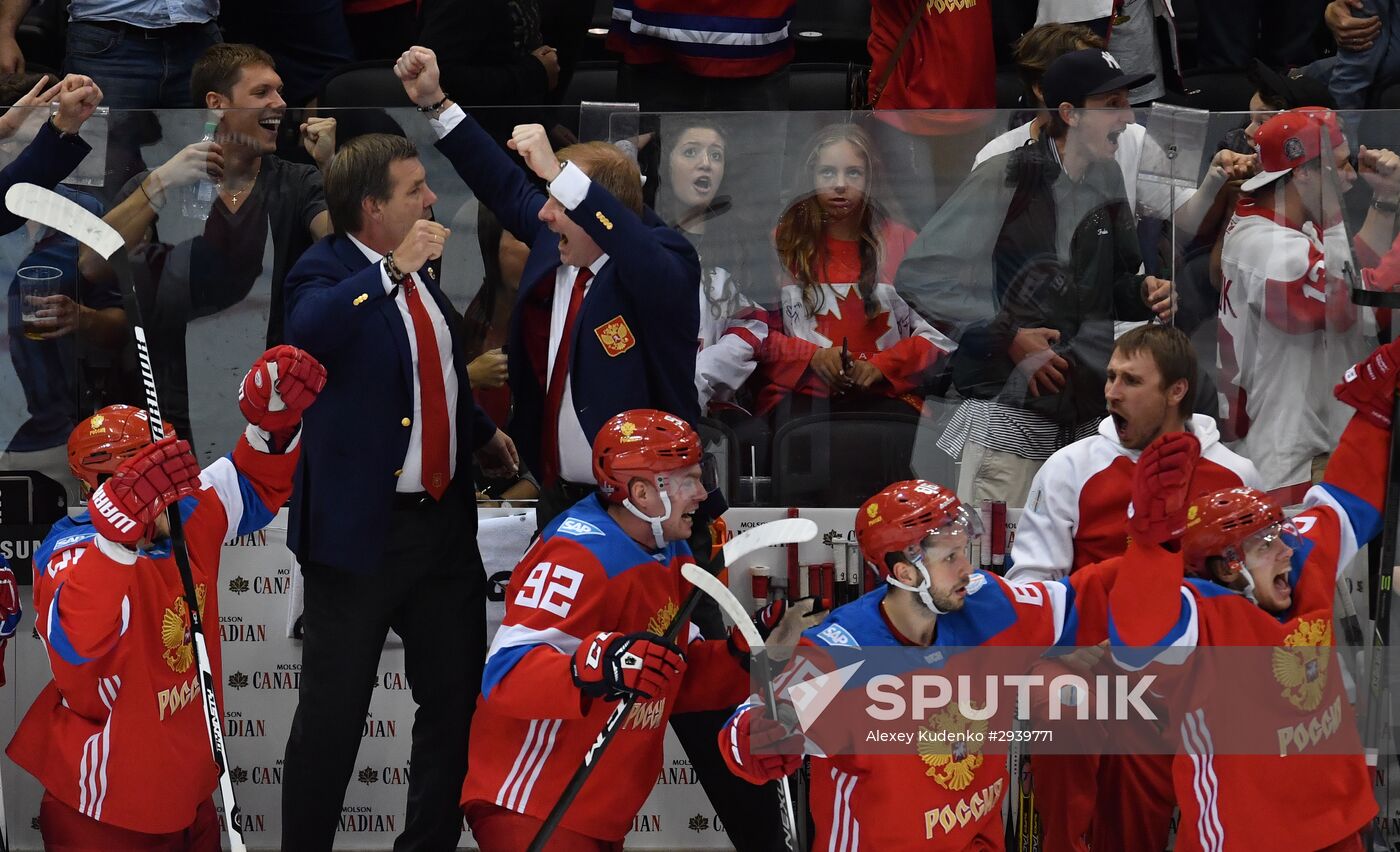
281;484;487;851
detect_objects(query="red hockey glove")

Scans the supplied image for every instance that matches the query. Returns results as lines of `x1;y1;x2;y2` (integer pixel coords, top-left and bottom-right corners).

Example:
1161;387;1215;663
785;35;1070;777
89;436;201;547
1127;432;1201;547
0;557;20;687
571;631;686;702
238;345;327;437
1334;339;1400;430
720;705;805;786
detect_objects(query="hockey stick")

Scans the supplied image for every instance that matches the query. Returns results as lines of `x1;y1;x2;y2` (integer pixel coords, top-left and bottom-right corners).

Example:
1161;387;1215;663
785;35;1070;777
5;183;247;851
680;562;801;852
528;518;817;851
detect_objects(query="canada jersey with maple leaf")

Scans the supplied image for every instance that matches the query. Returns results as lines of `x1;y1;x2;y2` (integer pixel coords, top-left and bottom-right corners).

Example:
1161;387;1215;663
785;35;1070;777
7;427;297;834
752;222;956;415
778;562;1115;851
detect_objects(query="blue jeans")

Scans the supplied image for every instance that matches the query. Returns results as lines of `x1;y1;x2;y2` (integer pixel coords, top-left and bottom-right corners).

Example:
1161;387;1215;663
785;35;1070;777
63;20;222;110
1302;0;1400;110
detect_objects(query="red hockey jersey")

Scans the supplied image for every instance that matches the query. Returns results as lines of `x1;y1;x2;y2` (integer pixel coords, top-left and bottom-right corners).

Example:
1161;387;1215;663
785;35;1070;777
7;428;297;834
461;495;749;841
1108;413;1386;852
776;564;1117;850
607;0;795;78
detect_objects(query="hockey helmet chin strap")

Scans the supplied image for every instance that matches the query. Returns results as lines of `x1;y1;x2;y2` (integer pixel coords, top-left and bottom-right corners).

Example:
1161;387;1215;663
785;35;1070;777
622;475;673;550
887;545;949;616
1221;547;1258;604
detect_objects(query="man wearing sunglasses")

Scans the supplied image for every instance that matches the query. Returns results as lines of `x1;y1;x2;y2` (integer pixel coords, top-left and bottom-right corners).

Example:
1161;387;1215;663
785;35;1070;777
1107;336;1399;851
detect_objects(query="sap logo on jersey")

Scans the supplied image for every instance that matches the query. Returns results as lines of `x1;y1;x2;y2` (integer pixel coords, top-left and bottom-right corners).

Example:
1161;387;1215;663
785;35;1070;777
818;623;859;647
558;517;605;537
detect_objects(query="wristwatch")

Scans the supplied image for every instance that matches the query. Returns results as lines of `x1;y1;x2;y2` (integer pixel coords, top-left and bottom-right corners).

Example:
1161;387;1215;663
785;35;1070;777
1373;197;1399;214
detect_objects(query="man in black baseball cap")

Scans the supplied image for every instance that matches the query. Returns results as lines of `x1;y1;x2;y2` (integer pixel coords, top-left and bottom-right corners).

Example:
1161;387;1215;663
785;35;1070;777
1041;48;1156;172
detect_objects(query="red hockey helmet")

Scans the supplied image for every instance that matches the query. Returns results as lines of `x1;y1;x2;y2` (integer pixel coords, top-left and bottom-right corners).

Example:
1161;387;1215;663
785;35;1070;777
67;405;173;490
592;409;705;503
1182;487;1291;574
856;480;981;573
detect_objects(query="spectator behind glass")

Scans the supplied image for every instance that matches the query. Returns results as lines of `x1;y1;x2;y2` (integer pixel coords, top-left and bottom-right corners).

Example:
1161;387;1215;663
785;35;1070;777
1218;108;1400;502
654;117;775;480
757;123;955;426
461;205;538;504
76;43;333;459
895;50;1172;507
0;74;125;503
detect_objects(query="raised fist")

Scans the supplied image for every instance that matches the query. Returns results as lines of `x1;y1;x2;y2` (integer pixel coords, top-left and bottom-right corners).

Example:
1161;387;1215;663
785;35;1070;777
720;704;805;785
391;219;450;275
1335;338;1400;429
89;436;201;547
1127;432;1201;546
394;46;444;108
239;345;327;436
571;631;686;702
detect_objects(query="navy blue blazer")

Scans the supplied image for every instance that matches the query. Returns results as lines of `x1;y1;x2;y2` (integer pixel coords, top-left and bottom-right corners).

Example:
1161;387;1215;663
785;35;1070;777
436;112;704;482
283;235;497;574
0;118;93;237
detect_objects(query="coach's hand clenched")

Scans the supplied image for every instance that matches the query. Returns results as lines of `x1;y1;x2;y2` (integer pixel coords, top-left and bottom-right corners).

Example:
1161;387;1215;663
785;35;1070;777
392;219;450;273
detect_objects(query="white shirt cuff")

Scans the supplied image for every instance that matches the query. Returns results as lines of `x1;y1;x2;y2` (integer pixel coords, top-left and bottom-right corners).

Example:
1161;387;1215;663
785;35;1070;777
430;103;466;138
549;161;591;211
378;260;397;295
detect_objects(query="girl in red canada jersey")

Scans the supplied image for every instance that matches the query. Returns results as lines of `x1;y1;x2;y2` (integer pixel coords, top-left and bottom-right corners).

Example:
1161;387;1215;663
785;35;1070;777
1108;340;1398;852
757;123;954;420
6;346;323;850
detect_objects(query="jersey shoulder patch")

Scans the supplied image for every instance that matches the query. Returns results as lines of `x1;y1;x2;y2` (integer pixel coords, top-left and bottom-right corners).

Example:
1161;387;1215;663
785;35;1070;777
815;623;860;648
557;517;605;538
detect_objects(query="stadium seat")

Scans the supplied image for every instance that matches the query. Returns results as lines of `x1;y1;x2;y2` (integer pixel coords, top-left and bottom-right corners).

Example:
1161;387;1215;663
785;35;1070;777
16;0;65;76
319;61;414;109
772;411;921;507
558;59;620;107
788;61;864;111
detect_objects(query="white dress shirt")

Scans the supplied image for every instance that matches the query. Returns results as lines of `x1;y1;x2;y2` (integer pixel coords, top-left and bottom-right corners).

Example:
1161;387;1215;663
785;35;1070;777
349;234;460;493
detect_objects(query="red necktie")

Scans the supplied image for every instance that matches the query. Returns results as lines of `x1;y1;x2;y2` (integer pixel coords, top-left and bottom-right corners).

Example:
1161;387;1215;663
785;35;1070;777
540;267;592;488
403;275;451;499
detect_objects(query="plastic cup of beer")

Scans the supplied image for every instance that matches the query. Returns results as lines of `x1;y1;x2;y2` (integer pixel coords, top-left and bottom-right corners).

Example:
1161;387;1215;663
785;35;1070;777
18;265;62;340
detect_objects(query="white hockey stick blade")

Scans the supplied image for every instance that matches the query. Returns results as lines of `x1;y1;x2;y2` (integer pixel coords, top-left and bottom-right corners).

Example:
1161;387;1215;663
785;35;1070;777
5;183;123;259
720;518;818;567
683;561;765;650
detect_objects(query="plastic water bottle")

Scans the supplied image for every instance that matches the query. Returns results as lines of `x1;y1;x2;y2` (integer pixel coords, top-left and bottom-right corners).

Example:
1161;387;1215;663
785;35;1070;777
182;118;220;221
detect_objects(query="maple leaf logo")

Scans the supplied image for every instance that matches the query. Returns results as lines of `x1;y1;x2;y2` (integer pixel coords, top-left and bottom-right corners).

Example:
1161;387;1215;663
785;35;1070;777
688;814;710;832
358;767;380;784
228;576;250;595
228;671;249;690
230;767;248;784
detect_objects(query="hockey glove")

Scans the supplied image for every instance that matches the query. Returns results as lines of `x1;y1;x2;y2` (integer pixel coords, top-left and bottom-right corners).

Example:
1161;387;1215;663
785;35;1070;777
728;596;826;665
1334;339;1400;430
720;704;805;786
571;631;686;702
0;557;19;687
239;345;327;439
1127;431;1201;547
89;436;201;547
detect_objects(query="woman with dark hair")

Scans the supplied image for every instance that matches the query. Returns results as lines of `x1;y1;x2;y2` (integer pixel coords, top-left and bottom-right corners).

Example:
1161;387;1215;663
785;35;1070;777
757;123;954;420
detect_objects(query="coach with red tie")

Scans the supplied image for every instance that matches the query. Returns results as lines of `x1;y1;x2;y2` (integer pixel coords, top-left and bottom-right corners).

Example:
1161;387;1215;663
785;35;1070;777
278;132;519;851
396;45;707;529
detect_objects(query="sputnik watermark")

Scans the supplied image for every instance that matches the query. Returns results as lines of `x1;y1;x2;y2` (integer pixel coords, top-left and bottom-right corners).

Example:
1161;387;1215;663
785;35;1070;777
864;673;1158;722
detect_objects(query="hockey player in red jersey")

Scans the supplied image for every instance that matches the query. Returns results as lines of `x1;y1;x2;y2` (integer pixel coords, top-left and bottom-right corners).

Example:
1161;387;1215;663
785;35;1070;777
720;479;1122;850
1107;338;1398;852
6;345;324;849
462;408;773;849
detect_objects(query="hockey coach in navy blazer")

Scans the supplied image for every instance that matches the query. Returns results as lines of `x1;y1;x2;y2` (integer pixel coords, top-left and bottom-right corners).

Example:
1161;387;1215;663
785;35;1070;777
396;45;716;530
279;131;518;852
